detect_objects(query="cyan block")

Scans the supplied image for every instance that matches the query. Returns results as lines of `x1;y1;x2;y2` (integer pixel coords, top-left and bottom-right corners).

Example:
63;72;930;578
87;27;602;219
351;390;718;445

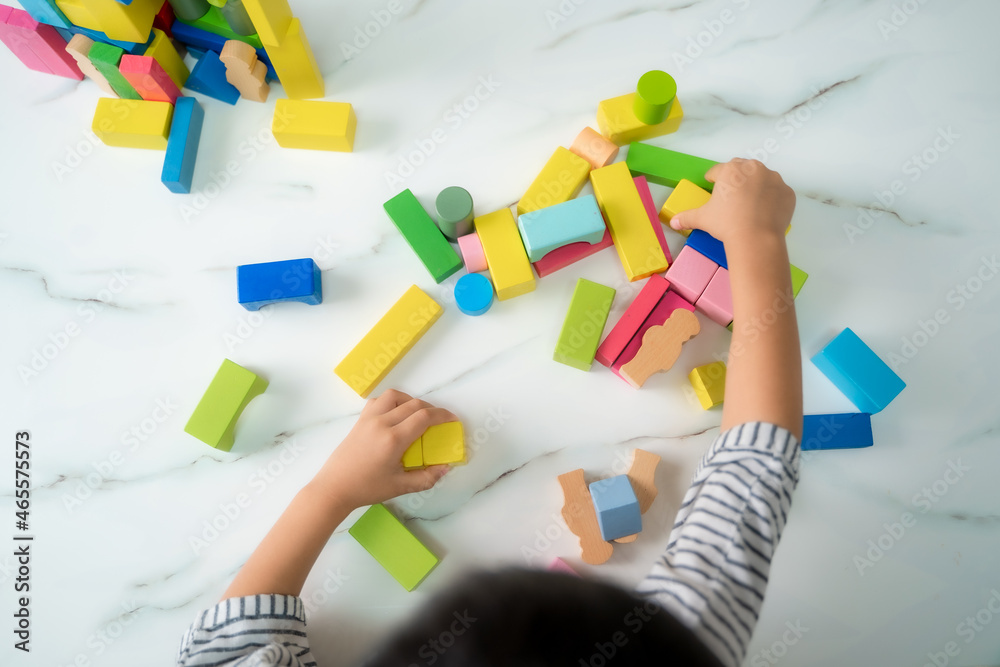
171;20;277;80
66;24;153;54
590;474;642;541
802;413;873;451
184;49;240;105
453;273;494;316
811;328;905;414
517;194;607;263
686;229;727;269
162;96;204;194
15;0;70;29
237;258;322;311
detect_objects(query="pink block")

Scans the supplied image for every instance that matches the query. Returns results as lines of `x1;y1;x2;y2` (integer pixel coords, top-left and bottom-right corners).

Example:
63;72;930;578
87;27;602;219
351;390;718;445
611;290;695;380
532;227;613;277
3;8;82;80
120;54;180;104
595;273;669;367
0;7;51;74
457;232;487;273
664;245;718;304
548;557;579;576
634;175;673;266
696;266;732;326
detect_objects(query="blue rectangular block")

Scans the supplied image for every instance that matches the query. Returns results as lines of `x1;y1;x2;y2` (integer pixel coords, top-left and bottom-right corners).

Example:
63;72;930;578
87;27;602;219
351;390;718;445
517;194;607;263
801;413;873;451
686;229;727;269
162;96;204;194
65;25;153;54
237;258;322;311
812;328;905;413
589;475;641;541
184;50;240;105
16;0;70;29
170;20;278;80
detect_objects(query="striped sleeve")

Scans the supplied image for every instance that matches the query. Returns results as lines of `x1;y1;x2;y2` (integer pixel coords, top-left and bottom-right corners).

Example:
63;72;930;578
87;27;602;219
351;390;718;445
637;422;799;667
176;594;317;667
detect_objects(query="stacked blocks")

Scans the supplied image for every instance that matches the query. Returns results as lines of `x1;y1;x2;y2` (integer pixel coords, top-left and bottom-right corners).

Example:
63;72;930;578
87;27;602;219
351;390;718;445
696;267;732;327
88;41;141;98
162;96;204;193
634;175;673;266
665;245;718;304
272;99;356;151
92;98;173;149
802;413;874;451
53;0;161;43
65;34;116;94
611;291;695;379
435;186;474;241
628;143;717;191
619;308;700;389
554;278;616;371
517;195;606;263
596;273;669;368
569;126;618;169
237;258;322;311
474;208;536;301
659;180;712;236
517;146;591;216
633;69;676;125
532;228;612;278
686;229;727;269
597;93;683;145
220;39;269;102
453;273;493;316
175;4;263;47
811;328;905;413
689;361;726;409
185;49;240;104
184;358;268;451
403;422;466;468
0;7;83;78
457;233;487;273
168;0;211;23
383;190;463;283
589;475;641;542
145;27;188;88
349;503;439;591
255;15;323;99
120;54;180;103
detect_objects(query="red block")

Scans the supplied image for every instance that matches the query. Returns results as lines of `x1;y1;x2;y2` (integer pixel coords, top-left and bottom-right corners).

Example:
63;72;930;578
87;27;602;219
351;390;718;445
0;7;83;79
595;273;669;368
611;291;695;381
120;54;181;103
154;0;175;38
634;175;673;266
532;228;613;278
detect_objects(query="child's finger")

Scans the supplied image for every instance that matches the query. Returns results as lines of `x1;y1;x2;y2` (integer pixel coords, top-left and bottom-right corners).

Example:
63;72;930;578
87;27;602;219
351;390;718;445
383;398;436;426
393;407;460;446
399;465;450;495
366;388;413;415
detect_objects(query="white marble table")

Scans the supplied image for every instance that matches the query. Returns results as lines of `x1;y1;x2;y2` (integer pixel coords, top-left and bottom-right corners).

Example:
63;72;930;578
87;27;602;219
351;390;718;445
2;0;999;665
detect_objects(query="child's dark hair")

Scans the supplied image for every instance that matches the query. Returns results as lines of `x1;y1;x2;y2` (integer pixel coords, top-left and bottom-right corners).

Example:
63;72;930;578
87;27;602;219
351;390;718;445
364;568;724;666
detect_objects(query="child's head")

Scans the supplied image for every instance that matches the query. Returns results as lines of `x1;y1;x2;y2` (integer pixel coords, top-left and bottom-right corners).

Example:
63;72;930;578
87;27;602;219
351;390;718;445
365;568;724;666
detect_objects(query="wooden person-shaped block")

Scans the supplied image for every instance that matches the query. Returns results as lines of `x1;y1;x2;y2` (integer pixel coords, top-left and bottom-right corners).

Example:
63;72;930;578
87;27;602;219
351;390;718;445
620;308;700;388
220;39;269;102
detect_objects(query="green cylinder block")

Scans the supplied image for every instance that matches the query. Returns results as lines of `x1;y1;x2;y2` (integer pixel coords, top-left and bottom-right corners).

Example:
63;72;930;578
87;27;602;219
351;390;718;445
435;186;474;241
633;70;677;125
220;0;257;37
168;0;211;22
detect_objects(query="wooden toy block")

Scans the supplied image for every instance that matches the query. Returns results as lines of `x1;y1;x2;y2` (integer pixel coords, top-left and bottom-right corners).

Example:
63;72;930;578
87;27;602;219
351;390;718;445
261;17;323;99
611;290;695;381
790;263;808;298
334;285;443;398
383;189;463;284
590;161;668;282
474;208;536;301
589;475;641;542
92;98;173;149
453;272;493;316
170;19;274;80
516;194;606;263
218;0;255;36
348;503;439;591
633;70;676;125
237;0;290;46
2;8;83;79
457;232;487;273
53;0;160;43
548;557;579;576
615;448;661;543
811;328;905;414
688;361;726;409
531;229;612;278
595;273;669;368
517;146;591;217
0;6;50;74
659;181;711;238
168;0;210;22
120;54;180;103
220;38;268;101
65;34;117;94
558;469;613;565
272;99;354;151
695;266;733;327
14;0;72;30
153;0;174;37
401;439;423;470
620;308;700;388
597;93;683;146
664;245;718;304
177;4;263;49
554;278;616;371
802;413;874;451
161;95;204;193
634;175;673;267
629;143;717;191
184;358;268;451
185;49;240;104
146;27;188;88
237;258;321;311
421;422;465;466
434;186;474;241
569;126;618;169
686;229;727;269
88;41;142;99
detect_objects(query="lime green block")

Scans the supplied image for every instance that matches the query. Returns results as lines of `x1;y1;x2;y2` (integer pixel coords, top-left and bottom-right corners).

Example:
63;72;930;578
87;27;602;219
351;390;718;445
349;504;439;591
633;70;677;125
554;278;616;371
177;5;264;49
790;264;808;298
384;189;463;283
88;43;142;100
625;142;717;191
184;359;268;452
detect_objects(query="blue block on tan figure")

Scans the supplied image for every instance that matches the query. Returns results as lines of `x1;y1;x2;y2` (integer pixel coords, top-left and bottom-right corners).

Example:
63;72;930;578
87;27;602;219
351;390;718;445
162;97;204;194
238;258;322;311
590;475;642;541
802;413;873;451
184;50;240;104
812;328;905;413
517;195;607;263
685;229;727;269
170;20;277;80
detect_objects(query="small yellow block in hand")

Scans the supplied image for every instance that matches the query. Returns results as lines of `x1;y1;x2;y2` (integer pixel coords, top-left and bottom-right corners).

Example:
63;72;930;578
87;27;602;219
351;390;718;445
688;361;726;409
659;179;711;237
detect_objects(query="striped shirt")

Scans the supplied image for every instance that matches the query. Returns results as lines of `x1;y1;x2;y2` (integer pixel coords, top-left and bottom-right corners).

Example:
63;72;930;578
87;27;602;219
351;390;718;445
177;421;798;667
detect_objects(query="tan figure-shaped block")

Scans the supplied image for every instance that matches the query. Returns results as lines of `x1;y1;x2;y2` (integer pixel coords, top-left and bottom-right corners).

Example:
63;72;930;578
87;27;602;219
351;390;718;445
65;34;117;96
614;449;661;543
220;39;269;102
620;309;700;389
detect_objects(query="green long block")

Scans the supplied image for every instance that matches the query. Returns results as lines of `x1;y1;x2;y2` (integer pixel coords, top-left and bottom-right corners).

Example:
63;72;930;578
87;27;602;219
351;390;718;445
626;142;717;191
176;5;264;49
554;278;616;371
790;264;809;298
88;43;142;100
184;359;268;451
349;503;439;591
384;189;463;283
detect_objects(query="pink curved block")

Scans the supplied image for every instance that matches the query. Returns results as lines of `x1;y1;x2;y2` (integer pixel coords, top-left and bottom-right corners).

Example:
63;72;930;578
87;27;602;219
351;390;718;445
457;232;487;273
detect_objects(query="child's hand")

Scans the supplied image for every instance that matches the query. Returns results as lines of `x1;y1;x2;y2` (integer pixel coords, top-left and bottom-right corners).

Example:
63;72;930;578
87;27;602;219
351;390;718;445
669;158;795;245
310;389;457;510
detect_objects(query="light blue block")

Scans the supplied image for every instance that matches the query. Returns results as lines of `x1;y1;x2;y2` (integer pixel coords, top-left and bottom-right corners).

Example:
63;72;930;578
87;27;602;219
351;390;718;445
65;25;153;55
184;50;240;105
589;475;641;541
517;195;607;263
237;258;322;311
454;273;494;316
162;97;204;194
811;328;905;414
802;413;873;451
16;0;71;30
171;20;278;80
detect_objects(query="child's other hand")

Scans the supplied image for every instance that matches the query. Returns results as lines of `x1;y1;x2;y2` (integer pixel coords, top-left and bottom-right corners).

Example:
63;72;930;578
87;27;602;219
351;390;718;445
669;158;795;245
311;389;456;510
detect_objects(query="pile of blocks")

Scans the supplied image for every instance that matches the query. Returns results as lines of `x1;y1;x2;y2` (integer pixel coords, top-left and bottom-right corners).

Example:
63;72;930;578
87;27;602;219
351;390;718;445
1;0;355;194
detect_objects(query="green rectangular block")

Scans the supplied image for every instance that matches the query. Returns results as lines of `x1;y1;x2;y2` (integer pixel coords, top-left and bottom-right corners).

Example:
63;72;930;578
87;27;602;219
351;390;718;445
88;42;142;100
554;278;616;371
384;189;463;283
184;359;268;452
349;503;439;591
176;5;264;50
790;264;808;298
625;142;717;191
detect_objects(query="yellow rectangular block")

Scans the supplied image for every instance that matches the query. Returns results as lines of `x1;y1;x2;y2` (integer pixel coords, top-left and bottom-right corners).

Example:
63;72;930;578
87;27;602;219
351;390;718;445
402;440;423;470
272;100;356;152
262;18;324;99
422;422;465;466
145;28;189;90
659;179;711;237
92;98;173;150
597;93;684;146
474;208;536;301
55;0;160;43
689;362;726;409
517;147;591;216
590;162;668;281
334;285;442;398
239;0;293;46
